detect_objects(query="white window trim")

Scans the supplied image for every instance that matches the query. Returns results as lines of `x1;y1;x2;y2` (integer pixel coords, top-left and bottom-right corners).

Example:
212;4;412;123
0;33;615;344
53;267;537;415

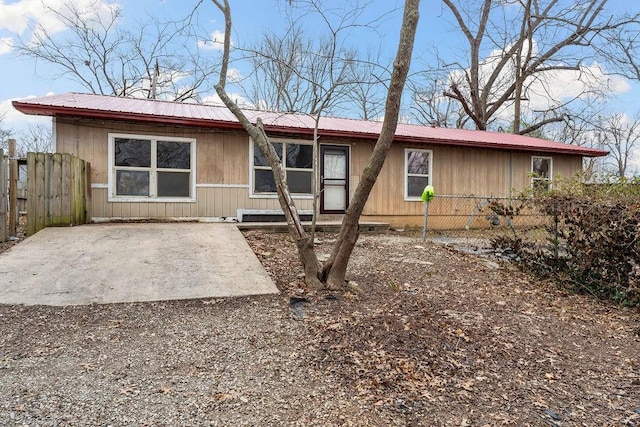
249;137;314;199
404;148;433;201
108;133;196;203
531;155;553;189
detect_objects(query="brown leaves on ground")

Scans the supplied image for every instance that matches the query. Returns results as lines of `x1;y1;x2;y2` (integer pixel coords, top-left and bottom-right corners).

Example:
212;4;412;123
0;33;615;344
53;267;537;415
0;216;26;255
244;230;640;426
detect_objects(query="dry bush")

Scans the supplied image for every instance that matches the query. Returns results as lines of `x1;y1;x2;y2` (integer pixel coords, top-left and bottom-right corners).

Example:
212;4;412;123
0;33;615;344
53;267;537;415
490;178;640;307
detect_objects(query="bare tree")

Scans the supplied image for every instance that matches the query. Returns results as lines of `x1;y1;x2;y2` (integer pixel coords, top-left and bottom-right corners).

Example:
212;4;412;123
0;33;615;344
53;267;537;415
0;114;12;153
211;0;419;289
244;24;329;114
240;1;394;244
13;0;219;101
596;113;640;178
425;0;640;135
242;3;390;119
409;79;469;128
545;108;640;180
343;53;390;121
597;17;640;82
16;124;54;156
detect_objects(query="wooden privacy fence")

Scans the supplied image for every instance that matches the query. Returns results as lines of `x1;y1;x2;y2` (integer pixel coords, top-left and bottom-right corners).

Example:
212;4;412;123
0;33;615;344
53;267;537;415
27;152;91;236
0;149;7;242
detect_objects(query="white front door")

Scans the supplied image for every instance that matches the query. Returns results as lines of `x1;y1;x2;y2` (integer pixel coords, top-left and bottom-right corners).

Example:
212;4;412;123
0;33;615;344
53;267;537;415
320;145;349;213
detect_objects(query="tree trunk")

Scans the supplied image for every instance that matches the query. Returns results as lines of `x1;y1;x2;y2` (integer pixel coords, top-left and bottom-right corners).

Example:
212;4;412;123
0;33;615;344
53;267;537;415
322;0;420;289
213;0;419;290
212;0;321;288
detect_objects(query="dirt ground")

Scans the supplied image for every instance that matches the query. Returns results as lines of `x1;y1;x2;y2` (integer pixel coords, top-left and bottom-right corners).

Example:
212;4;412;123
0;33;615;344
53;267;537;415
0;216;26;253
0;228;639;426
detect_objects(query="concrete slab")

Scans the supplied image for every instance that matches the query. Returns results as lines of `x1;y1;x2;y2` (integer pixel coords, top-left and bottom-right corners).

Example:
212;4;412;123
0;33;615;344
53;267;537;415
0;223;278;306
237;221;390;233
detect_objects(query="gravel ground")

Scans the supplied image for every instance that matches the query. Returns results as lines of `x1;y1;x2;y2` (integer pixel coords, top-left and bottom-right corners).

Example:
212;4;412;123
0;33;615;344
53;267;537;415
0;298;373;426
1;229;639;426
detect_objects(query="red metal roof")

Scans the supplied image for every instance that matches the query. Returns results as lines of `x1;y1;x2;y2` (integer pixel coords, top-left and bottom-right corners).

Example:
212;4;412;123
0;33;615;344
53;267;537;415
12;93;608;157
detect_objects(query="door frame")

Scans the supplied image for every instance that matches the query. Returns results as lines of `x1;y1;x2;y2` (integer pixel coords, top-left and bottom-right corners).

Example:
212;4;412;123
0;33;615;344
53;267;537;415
320;144;350;214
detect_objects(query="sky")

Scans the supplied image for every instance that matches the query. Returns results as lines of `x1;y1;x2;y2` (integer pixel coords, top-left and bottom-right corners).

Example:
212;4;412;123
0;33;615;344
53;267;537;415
1;0;639;163
0;0;407;130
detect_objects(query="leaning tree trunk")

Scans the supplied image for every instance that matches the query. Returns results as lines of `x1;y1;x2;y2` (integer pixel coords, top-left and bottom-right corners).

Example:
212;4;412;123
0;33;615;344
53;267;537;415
321;0;420;290
213;0;419;290
212;0;321;288
214;89;322;288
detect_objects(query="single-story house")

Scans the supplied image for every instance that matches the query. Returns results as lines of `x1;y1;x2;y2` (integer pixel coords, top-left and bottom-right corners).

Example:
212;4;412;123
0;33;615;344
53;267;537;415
13;93;607;228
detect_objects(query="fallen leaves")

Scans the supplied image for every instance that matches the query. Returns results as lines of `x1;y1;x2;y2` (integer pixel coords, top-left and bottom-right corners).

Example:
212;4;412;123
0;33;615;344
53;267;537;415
209;391;249;404
244;230;640;425
119;387;140;396
456;378;475;392
211;391;237;401
155;386;172;394
79;362;95;372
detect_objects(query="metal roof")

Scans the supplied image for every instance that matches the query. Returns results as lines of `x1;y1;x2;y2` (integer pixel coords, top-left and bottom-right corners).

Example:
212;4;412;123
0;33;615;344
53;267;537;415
12;93;608;157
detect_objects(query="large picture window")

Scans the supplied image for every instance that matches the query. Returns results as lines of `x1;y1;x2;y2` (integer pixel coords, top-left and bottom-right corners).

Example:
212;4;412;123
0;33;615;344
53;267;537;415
405;148;432;200
252;140;313;195
531;156;552;190
109;133;195;201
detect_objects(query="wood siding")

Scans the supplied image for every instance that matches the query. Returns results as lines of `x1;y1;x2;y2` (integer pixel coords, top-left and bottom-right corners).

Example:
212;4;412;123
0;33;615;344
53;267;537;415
90;187;313;219
361;143;583;218
55;118;249;186
54;118;586;226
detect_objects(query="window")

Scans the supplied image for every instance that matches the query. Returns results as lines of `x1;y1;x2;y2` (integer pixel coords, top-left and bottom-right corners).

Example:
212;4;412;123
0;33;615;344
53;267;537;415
531;156;552;190
252;140;313;195
405;149;432;200
109;133;195;201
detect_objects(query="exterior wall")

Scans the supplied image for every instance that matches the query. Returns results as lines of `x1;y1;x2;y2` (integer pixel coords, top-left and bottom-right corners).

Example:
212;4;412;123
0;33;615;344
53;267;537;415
54;118;585;227
89;186;313;219
54;118;313;220
359;143;583;228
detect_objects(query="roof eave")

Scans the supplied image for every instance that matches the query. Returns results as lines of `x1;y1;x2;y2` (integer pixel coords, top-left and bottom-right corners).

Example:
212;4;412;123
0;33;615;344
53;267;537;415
251;126;608;156
390;135;609;157
12;101;246;131
12;100;609;157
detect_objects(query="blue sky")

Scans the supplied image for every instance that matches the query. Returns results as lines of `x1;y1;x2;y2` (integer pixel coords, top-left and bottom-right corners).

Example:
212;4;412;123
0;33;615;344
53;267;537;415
0;0;408;130
1;0;639;138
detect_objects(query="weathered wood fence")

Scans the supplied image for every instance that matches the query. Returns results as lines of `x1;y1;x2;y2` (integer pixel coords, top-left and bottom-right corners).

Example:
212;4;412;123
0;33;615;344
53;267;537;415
26;152;91;236
0;149;7;242
17;160;27;213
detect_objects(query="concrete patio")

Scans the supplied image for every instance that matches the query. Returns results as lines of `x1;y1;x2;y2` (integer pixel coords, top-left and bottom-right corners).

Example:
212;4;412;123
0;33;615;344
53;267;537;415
0;223;277;306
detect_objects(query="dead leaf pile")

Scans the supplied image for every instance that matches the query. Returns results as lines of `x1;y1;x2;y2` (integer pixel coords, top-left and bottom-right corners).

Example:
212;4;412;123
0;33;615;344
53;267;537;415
245;230;640;426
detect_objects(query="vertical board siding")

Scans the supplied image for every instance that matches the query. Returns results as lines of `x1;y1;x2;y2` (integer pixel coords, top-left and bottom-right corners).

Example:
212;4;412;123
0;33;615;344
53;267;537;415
26;152;90;236
0;150;7;242
54;118;587;227
90;187;314;219
362;145;585;218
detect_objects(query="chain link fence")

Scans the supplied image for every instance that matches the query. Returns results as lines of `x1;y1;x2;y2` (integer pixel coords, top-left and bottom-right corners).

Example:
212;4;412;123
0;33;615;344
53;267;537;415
422;194;550;244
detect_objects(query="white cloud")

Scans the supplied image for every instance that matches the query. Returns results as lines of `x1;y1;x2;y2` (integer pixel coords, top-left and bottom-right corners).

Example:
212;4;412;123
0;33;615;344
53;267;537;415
0;0;119;37
0;0;41;33
197;30;227;51
227;68;242;83
1;95;52;134
445;39;634;127
524;63;631;112
0;36;13;54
